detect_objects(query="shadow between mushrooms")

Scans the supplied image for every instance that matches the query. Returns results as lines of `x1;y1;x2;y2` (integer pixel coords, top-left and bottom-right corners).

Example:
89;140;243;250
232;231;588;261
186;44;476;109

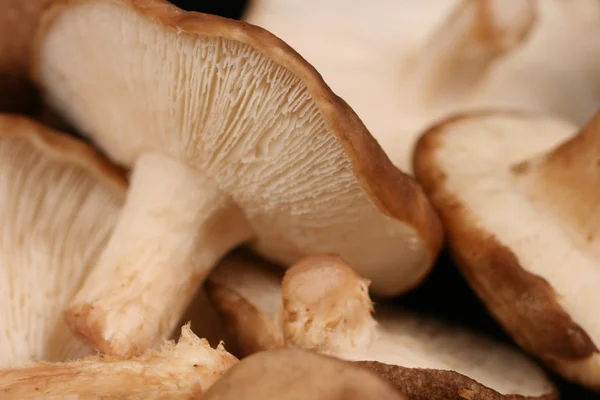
0;114;125;367
202;348;406;400
207;253;557;399
413;110;600;391
0;324;238;399
0;0;54;113
245;0;600;173
31;0;443;357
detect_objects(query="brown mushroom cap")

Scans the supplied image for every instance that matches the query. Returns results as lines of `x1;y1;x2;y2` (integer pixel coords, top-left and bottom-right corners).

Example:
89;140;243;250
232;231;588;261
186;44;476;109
207;253;557;399
413;110;600;390
0;0;53;113
202;348;406;400
0;114;125;367
0;324;238;399
32;0;442;357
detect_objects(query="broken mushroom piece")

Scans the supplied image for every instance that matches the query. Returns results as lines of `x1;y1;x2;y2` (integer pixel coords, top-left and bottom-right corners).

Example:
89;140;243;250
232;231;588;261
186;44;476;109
202;348;406;400
413;110;600;390
0;114;125;367
208;253;557;399
33;0;442;357
245;0;600;173
0;324;238;399
0;0;52;113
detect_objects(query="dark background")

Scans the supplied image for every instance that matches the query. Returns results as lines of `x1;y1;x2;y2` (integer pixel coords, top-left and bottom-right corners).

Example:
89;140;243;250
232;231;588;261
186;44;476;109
169;1;597;398
171;0;248;19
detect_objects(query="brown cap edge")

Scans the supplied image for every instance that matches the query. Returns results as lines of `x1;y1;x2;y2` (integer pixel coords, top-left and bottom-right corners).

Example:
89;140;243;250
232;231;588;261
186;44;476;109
413;111;598;361
31;0;443;263
0;113;127;195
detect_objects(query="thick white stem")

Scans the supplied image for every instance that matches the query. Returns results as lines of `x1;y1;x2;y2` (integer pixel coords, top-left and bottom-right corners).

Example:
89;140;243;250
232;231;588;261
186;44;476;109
66;153;253;357
413;0;537;103
280;255;377;357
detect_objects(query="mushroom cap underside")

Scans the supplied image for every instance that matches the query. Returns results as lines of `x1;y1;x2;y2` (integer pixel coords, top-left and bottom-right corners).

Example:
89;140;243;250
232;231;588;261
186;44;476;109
33;0;443;295
0;114;125;366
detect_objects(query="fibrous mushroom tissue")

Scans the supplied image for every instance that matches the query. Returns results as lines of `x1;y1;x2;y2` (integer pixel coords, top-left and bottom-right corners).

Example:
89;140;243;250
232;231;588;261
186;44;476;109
0;0;598;398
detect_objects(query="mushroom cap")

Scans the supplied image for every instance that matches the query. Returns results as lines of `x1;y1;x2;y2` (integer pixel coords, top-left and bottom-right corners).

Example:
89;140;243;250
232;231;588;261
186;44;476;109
0;324;238;399
0;114;125;366
207;253;557;399
0;0;52;113
244;0;600;173
207;252;285;356
413;111;600;390
201;348;406;400
32;0;442;295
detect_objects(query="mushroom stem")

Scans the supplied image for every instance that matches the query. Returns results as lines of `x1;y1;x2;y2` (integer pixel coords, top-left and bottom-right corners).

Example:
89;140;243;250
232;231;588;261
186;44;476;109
514;111;600;243
413;0;537;103
66;153;254;357
0;325;239;399
280;255;377;357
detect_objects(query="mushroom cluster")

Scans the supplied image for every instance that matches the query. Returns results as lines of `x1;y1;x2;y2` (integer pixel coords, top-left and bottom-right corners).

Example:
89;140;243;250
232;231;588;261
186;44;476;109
208;252;557;399
33;0;442;358
0;0;598;398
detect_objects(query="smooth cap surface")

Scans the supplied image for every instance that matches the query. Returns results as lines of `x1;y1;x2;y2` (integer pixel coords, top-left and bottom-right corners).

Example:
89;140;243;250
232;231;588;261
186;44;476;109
201;348;406;400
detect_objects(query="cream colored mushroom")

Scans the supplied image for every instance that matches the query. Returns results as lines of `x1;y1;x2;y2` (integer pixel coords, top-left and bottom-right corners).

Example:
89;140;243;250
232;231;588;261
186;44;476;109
0;324;238;399
245;0;600;173
207;253;557;399
413;110;600;391
0;114;125;367
32;0;442;357
202;348;406;400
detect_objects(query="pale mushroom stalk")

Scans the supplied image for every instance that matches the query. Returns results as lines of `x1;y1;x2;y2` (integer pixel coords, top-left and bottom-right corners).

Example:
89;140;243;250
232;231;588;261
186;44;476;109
0;325;239;399
208;253;557;399
413;110;600;390
280;256;378;356
68;153;253;357
413;0;537;103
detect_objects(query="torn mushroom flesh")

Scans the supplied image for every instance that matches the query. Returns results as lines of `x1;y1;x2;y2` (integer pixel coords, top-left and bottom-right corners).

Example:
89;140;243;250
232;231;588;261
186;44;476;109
0;324;238;399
